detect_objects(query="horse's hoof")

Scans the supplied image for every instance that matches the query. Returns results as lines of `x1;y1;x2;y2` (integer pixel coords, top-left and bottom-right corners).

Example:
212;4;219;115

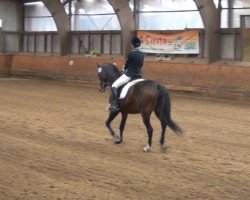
113;135;120;143
143;145;152;152
160;145;167;152
114;140;122;144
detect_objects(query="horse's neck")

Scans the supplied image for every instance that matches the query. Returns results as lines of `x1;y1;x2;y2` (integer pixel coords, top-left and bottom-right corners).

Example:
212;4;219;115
106;65;121;84
109;74;120;84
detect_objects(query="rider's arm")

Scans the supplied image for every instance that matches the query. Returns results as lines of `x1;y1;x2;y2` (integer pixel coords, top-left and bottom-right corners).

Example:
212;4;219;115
124;52;132;70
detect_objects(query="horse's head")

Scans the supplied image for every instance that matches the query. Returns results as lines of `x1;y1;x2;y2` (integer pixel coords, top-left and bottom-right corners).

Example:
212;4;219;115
97;63;121;92
97;63;108;92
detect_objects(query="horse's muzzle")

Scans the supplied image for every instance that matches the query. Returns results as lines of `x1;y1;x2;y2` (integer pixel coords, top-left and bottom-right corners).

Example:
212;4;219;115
99;82;107;92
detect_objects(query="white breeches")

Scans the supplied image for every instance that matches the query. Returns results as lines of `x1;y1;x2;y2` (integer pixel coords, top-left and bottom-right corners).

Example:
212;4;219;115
112;74;131;89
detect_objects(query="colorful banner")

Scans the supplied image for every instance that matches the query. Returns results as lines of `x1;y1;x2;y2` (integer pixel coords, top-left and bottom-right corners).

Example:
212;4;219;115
138;30;199;54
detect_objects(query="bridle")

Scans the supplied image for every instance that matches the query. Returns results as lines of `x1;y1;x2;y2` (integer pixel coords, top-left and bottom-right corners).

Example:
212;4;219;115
99;80;110;92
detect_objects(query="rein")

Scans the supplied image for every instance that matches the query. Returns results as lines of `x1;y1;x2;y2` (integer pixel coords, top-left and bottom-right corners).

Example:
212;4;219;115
100;80;111;87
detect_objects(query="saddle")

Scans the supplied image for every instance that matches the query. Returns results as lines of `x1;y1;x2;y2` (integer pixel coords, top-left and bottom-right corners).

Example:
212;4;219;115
118;78;145;99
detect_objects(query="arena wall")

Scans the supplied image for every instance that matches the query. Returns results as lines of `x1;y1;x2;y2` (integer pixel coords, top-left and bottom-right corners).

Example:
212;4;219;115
1;54;249;98
0;55;11;77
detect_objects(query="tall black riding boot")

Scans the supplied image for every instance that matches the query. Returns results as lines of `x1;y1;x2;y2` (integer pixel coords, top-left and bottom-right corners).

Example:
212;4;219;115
109;87;119;112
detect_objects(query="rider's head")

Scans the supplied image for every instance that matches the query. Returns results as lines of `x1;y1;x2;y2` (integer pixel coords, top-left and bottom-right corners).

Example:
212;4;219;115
131;36;141;48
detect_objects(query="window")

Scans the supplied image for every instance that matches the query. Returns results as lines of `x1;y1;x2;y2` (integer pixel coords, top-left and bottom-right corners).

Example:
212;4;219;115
24;2;57;31
214;0;250;28
241;15;250;28
137;0;204;30
65;0;121;31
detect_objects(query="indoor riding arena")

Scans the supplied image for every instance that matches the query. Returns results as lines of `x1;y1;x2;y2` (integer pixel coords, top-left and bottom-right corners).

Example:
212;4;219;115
0;0;249;199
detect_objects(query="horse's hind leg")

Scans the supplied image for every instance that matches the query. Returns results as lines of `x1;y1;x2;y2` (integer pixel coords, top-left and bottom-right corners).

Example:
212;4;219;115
160;123;167;148
141;113;153;152
105;111;119;138
155;110;167;149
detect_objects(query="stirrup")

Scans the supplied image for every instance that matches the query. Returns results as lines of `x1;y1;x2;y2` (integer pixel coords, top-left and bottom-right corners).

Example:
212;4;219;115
108;104;119;112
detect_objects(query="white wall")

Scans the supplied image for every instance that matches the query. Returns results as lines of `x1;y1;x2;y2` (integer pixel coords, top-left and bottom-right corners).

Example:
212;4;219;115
0;0;21;31
0;0;21;52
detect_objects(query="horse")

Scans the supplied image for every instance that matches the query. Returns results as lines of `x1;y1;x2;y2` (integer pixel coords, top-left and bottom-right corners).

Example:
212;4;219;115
97;62;183;152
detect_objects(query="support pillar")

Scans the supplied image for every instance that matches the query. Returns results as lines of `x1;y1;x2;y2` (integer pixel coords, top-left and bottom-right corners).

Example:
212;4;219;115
42;0;70;56
194;0;221;63
108;0;135;57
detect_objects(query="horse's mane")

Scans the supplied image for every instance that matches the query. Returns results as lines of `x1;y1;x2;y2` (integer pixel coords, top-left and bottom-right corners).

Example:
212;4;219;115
102;63;121;79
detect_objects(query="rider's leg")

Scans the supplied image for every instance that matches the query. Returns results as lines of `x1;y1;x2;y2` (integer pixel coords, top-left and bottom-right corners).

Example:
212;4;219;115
112;74;131;89
110;87;119;109
109;74;131;111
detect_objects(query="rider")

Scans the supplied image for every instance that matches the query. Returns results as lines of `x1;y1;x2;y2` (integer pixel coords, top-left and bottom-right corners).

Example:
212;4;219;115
109;36;145;112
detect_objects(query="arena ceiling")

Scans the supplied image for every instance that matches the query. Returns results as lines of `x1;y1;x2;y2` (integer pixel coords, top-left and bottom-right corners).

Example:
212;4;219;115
19;0;79;3
19;0;81;5
19;0;41;2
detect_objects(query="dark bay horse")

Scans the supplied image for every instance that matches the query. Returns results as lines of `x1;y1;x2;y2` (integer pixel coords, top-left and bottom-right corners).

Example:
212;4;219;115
97;63;183;152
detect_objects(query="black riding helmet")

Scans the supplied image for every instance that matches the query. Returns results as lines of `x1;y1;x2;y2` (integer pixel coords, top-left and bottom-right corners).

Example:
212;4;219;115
131;36;141;47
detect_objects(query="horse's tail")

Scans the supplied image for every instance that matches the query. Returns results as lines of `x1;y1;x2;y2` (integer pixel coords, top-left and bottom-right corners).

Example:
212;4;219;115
156;84;183;134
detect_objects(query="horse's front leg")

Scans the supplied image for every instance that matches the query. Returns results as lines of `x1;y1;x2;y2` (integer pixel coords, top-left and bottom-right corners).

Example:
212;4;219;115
114;112;128;144
105;111;119;139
